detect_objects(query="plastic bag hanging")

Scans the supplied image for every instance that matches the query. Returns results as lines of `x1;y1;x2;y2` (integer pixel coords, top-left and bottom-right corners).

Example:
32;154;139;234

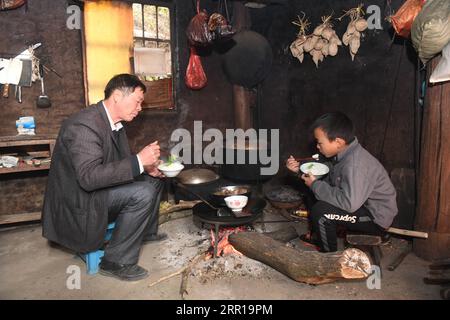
390;0;425;38
185;46;207;90
208;0;235;42
186;0;213;47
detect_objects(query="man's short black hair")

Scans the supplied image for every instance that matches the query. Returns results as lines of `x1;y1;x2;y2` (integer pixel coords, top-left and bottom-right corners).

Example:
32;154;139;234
104;74;146;99
311;112;355;144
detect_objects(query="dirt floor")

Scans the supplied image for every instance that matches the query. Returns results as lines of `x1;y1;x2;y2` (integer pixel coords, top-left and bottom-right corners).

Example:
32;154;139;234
0;205;442;300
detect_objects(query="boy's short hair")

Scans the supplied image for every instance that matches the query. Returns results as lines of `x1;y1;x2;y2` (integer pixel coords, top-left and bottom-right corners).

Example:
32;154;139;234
104;74;146;99
311;112;355;144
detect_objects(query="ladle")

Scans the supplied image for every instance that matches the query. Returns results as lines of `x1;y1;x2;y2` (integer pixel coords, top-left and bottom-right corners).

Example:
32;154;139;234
36;65;51;108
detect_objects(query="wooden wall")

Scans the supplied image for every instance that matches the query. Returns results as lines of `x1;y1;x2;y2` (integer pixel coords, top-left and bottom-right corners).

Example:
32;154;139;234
414;56;450;260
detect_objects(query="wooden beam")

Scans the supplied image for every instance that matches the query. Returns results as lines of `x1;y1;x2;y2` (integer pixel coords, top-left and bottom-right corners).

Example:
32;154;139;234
0;212;41;225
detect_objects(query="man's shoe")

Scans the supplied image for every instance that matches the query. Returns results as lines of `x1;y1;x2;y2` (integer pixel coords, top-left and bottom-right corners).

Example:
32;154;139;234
142;232;168;244
99;259;148;281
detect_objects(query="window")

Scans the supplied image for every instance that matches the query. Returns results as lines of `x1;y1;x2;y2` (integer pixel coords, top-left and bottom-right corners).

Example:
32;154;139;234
132;2;174;110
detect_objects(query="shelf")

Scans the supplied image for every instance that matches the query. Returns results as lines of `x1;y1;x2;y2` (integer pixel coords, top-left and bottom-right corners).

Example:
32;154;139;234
0;162;50;174
0;212;41;225
0;134;57;143
0;135;55;224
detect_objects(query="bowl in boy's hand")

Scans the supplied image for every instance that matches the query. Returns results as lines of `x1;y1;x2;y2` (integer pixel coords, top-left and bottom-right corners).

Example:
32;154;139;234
299;162;329;179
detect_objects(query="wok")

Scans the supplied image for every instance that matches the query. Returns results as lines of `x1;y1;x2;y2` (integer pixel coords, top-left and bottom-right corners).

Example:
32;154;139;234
176;168;219;185
174;168;251;207
210;185;252;207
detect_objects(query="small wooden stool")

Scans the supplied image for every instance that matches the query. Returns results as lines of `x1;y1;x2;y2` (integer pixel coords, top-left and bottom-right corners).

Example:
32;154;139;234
346;234;383;277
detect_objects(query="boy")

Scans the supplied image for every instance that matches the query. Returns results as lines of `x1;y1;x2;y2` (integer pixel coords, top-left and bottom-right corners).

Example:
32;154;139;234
286;112;397;252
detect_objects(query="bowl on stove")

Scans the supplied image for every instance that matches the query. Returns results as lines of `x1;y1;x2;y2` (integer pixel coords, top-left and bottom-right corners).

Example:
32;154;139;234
210;185;252;207
224;195;248;212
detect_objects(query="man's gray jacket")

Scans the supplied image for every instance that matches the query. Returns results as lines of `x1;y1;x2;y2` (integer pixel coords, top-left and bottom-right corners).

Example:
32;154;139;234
42;102;140;252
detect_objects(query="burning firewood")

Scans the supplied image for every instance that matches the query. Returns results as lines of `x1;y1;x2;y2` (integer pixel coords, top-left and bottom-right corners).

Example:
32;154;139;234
229;231;372;285
208;226;246;258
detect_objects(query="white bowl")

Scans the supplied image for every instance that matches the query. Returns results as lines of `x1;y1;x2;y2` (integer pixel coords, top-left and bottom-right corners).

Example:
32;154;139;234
157;162;184;177
299;162;329;178
224;195;248;212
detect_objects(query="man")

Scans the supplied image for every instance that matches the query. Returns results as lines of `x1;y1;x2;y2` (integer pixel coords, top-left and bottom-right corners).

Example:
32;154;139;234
42;74;167;281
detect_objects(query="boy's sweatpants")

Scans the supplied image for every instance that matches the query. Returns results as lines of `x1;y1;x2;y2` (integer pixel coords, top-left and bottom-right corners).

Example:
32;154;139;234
309;200;385;252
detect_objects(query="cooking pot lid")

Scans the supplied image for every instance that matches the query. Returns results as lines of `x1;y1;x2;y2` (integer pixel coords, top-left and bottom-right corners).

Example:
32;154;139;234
176;168;220;185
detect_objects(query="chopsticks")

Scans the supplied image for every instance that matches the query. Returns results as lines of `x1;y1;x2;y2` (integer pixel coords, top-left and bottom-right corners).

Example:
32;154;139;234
294;157;314;162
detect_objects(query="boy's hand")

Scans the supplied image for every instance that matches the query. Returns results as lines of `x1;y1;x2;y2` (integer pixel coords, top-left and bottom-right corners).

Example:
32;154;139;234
286;155;299;173
301;173;316;188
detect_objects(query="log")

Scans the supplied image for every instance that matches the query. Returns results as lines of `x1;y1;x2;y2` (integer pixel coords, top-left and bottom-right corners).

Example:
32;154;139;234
158;200;200;225
229;231;372;285
429;259;450;270
160;200;200;215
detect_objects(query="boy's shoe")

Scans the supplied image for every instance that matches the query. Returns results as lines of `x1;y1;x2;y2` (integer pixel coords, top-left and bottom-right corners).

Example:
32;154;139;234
142;232;168;244
380;232;391;245
99;259;149;281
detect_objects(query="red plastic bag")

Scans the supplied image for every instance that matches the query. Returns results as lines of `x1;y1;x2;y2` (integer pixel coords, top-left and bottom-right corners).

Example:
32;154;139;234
391;0;426;38
0;0;26;11
185;47;207;90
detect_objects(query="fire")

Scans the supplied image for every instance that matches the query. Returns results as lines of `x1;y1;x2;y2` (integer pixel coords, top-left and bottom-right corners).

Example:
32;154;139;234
208;226;246;258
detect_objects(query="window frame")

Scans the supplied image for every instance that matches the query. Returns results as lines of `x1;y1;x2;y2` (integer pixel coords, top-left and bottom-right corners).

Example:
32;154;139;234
131;0;177;112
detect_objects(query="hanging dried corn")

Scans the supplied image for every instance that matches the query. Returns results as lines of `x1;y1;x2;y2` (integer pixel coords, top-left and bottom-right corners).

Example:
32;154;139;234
339;4;368;61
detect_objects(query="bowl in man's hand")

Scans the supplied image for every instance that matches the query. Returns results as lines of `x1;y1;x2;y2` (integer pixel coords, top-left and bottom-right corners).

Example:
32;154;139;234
157;162;184;177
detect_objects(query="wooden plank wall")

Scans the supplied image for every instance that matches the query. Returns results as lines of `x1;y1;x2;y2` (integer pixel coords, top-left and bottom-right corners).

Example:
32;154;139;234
414;55;450;260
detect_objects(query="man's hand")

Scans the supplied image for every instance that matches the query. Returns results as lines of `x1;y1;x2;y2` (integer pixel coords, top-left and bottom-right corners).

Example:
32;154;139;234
301;173;316;188
137;141;161;167
145;162;165;178
286;155;300;173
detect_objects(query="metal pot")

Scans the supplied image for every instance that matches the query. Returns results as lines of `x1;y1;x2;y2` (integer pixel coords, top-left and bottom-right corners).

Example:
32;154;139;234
210;185;252;207
174;168;222;203
176;168;219;185
221;138;274;182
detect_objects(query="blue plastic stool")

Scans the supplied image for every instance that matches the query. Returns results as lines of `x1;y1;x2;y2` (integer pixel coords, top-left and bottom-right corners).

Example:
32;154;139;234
84;222;116;275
